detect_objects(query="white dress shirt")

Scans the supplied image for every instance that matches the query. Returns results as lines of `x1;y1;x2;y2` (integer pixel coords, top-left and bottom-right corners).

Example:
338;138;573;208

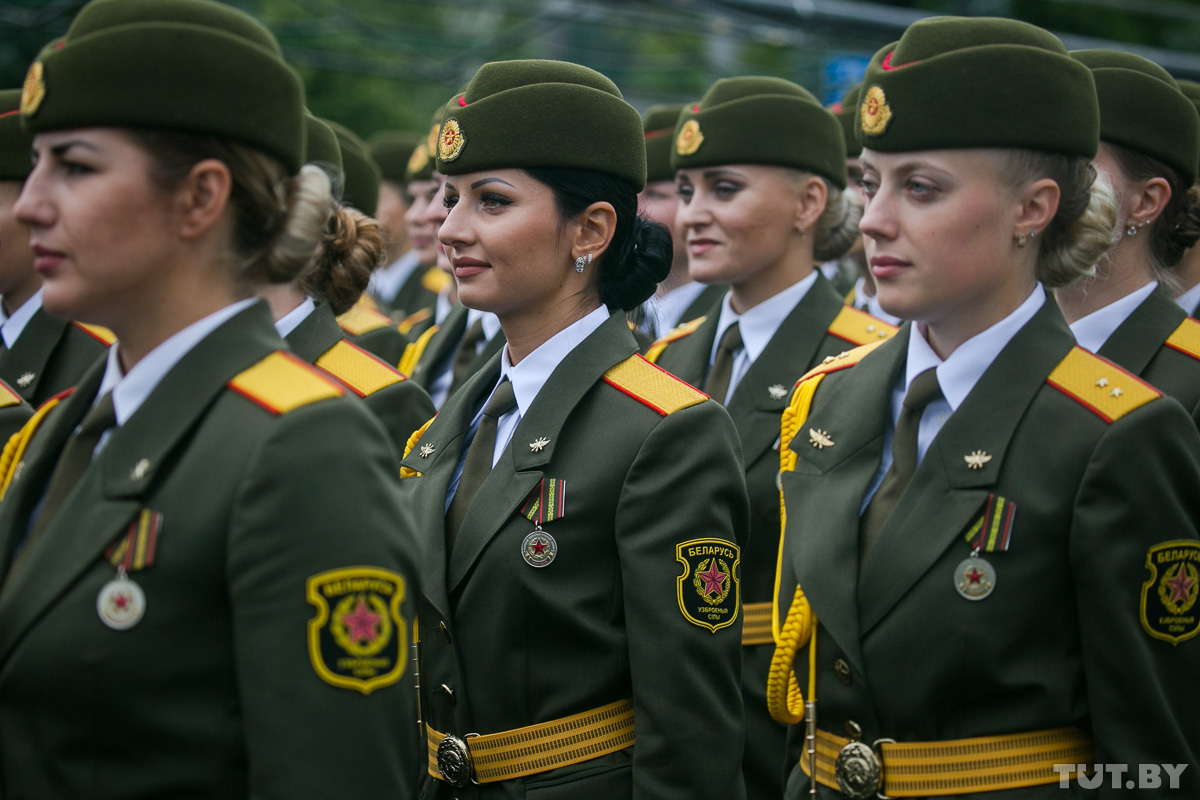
429;308;501;410
708;271;819;404
642;281;711;335
861;286;1045;510
1176;281;1200;316
273;297;316;338
1068;281;1158;353
0;289;45;349
367;249;421;305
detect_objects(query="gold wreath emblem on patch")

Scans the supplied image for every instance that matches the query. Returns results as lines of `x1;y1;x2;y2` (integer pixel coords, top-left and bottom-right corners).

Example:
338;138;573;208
407;143;429;175
676;119;704;156
438;118;466;162
860;84;892;136
21;61;45;117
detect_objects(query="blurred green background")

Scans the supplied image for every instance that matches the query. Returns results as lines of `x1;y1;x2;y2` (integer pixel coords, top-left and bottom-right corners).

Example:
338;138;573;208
4;0;1200;139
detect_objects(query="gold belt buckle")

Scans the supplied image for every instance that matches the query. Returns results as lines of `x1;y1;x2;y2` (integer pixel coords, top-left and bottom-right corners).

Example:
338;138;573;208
436;733;479;787
834;722;893;799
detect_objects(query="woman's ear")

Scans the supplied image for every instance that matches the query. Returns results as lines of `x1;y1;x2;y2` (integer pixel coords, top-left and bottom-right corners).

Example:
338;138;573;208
794;174;828;235
1015;177;1060;238
1126;176;1172;228
571;201;617;261
175;158;233;240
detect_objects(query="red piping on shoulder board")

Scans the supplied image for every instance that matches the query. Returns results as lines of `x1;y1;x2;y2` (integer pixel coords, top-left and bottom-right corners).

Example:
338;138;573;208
881;51;918;71
602;354;710;416
0;110;18;120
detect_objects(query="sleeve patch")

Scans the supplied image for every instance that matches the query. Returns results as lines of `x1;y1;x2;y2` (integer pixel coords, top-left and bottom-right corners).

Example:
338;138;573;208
72;322;117;345
315;340;403;397
1140;541;1200;645
676;539;740;633
602;354;707;415
1046;347;1160;423
336;304;393;336
826;305;898;346
228;351;345;415
306;567;408;694
1165;317;1200;363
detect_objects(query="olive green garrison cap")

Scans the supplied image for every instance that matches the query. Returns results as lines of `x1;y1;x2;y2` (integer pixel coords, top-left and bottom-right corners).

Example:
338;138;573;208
20;0;306;172
643;103;684;183
0;90;31;181
857;16;1098;158
670;76;847;189
1072;49;1199;186
326;120;381;217
368;130;424;183
304;114;342;175
434;59;647;190
829;84;862;158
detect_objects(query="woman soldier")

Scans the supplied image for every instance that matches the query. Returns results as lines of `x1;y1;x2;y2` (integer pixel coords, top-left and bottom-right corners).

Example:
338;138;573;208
1174;80;1200;317
262;115;435;456
0;87;112;406
1054;51;1200;425
770;17;1200;799
0;0;420;796
645;75;893;800
399;60;749;799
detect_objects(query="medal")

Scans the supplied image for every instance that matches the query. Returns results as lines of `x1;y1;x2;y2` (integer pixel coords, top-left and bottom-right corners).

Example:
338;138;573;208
954;552;996;601
96;567;146;630
522;527;557;568
955;494;1015;601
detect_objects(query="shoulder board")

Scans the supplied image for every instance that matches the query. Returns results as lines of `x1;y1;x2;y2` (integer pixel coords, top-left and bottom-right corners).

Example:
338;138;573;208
827;305;898;346
0;380;20;409
315;339;404;398
229;351;345;415
336;304;393;336
398;306;432;335
72;322;116;346
645;315;707;364
398;324;439;377
1047;346;1160;424
795;339;890;385
603;354;707;416
1165;317;1200;362
844;287;856;305
420;266;453;294
0;387;71;501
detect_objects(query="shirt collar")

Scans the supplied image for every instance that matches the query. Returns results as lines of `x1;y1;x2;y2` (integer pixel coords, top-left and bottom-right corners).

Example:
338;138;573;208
0;288;44;349
1175;281;1200;316
97;298;258;426
1068;281;1158;353
273;296;316;338
646;281;710;334
853;276;903;327
497;306;609;417
906;285;1045;412
465;308;502;341
710;270;819;365
435;291;453;325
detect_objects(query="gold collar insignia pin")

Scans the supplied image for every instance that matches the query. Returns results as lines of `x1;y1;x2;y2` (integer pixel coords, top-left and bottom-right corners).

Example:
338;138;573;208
809;429;834;449
964;450;992;470
418;443;436;458
529;437;550;453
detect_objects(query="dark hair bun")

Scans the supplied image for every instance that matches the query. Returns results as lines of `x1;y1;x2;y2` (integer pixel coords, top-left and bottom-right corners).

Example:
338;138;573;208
300;205;385;315
599;216;671;310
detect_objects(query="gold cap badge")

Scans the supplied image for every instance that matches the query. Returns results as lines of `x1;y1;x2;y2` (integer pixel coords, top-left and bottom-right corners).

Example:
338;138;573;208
438;118;466;162
676;119;704;156
860;84;892;136
426;122;440;158
407;142;429;175
21;61;45;117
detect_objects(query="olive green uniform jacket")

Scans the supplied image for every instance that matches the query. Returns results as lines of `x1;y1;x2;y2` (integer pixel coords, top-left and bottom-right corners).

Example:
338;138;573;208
649;273;895;800
0;307;111;406
337;302;412;368
777;302;1200;798
0;303;421;800
285;300;435;457
0;382;31;449
400;312;749;800
409;304;506;399
386;263;443;322
1093;286;1200;426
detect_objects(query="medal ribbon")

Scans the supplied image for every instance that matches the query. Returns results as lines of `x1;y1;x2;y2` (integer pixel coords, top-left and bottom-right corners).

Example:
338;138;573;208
103;509;163;571
519;479;566;526
963;494;1015;553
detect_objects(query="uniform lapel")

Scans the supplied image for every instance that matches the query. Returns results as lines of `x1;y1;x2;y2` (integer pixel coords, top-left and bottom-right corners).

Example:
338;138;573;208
857;302;1077;634
783;330;905;669
283;302;344;363
0;302;284;664
411;305;468;389
0;307;69;402
446;313;637;592
1096;287;1186;375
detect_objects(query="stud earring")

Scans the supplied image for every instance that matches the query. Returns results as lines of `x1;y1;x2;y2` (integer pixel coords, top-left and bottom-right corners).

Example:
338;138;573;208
1029;230;1037;239
1016;232;1028;248
587;253;593;266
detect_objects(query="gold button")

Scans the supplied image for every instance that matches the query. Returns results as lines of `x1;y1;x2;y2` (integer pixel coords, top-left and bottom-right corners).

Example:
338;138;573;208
834;658;852;685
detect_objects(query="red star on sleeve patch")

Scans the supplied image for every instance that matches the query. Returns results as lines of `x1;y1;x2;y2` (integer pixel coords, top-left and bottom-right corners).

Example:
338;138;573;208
307;567;408;693
1140;541;1200;645
676;538;740;633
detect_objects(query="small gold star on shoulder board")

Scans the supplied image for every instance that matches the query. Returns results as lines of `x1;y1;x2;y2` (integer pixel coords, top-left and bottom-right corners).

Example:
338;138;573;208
16;373;34;388
768;384;788;400
809;429;834;449
418;443;436;458
529;437;550;453
964;450;992;470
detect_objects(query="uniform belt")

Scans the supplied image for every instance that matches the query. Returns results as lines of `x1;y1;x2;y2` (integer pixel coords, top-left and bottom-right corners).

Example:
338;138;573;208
426;699;636;786
800;726;1094;797
742;602;774;646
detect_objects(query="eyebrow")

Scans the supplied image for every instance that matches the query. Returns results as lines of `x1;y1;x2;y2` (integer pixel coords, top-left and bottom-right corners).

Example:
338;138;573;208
48;140;99;158
702;169;745;180
470;177;514;190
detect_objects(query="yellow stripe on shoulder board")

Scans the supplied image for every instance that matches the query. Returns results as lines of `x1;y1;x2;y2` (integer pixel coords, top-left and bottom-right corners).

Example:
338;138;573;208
827;306;898;346
315;340;403;398
1166;317;1200;362
796;339;889;384
420;266;453;294
229;351;345;415
399;324;439;377
398;307;432;335
1047;346;1160;424
336;304;393;336
645;315;707;364
73;322;117;346
603;354;707;416
0;380;20;408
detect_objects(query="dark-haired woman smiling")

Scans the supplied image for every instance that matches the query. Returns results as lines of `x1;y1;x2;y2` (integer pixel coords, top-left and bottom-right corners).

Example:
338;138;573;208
400;60;748;799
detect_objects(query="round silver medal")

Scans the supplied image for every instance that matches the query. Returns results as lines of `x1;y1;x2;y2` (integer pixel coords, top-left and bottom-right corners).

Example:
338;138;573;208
521;528;557;568
96;571;146;630
954;556;996;601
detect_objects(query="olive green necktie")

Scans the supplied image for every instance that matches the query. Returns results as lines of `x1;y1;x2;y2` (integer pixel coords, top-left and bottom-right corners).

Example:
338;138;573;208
705;322;742;404
859;368;942;567
448;318;487;398
445;379;517;550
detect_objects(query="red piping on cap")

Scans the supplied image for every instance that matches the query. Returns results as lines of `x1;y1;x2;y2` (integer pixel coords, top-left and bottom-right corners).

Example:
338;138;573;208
691;104;699;112
881;51;918;71
458;95;468;107
0;110;19;120
644;128;670;140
